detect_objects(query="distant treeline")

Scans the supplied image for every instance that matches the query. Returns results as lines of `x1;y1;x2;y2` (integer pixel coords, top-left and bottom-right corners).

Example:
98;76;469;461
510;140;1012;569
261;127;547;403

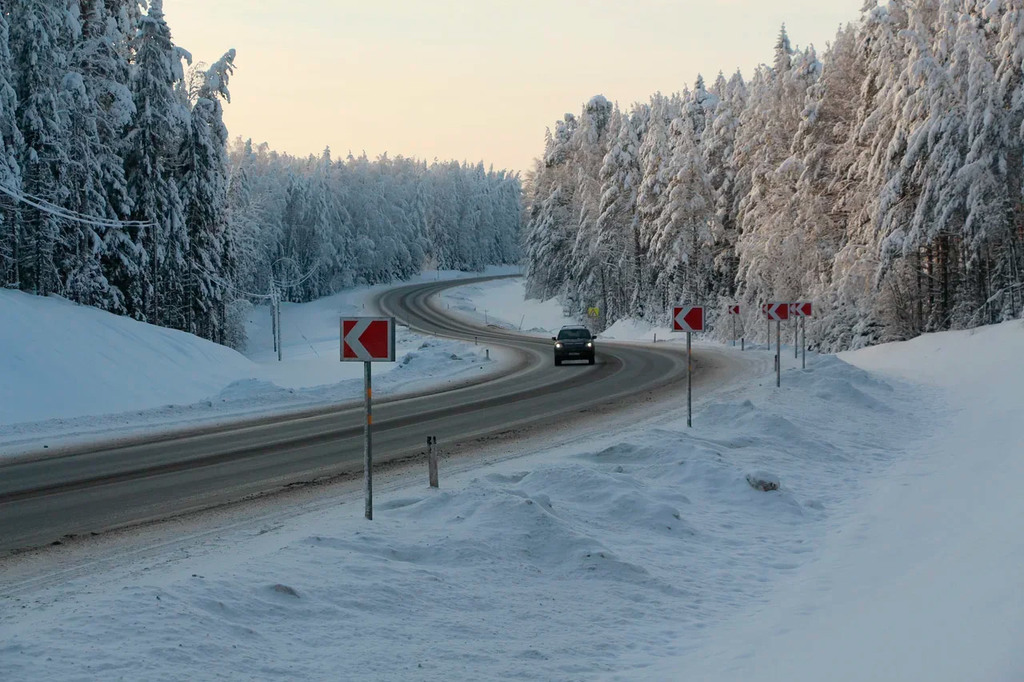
0;1;521;347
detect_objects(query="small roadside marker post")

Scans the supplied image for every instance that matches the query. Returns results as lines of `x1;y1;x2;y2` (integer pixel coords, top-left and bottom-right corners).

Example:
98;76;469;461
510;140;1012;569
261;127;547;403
672;305;704;428
341;317;396;520
427;436;439;488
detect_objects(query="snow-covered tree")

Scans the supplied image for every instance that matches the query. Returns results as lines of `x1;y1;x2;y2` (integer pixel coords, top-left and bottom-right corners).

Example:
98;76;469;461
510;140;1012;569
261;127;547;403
124;0;190;324
0;8;23;288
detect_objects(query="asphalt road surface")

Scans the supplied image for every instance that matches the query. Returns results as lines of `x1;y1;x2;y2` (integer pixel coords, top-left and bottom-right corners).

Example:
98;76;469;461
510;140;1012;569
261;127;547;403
0;276;729;554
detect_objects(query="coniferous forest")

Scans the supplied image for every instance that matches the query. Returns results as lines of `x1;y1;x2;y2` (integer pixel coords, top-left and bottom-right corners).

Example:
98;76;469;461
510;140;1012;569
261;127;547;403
0;1;522;348
524;1;1024;350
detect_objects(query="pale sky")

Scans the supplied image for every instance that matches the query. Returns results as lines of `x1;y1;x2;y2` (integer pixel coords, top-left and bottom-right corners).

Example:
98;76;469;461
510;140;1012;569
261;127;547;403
165;0;864;173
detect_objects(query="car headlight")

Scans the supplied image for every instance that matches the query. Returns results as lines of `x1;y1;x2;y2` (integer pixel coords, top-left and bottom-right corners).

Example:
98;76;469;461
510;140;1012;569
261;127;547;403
555;342;563;349
586;342;593;348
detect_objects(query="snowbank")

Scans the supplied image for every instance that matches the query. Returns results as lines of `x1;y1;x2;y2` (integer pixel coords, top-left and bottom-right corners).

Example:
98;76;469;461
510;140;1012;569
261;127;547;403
631;320;1024;681
0;268;517;453
440;276;574;335
0;289;254;426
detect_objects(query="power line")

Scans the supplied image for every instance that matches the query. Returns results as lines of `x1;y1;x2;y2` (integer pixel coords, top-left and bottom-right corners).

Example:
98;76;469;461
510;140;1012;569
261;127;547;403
0;183;157;230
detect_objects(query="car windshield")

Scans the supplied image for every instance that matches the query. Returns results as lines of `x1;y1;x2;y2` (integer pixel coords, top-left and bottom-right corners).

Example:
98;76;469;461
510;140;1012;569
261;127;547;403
557;329;591;340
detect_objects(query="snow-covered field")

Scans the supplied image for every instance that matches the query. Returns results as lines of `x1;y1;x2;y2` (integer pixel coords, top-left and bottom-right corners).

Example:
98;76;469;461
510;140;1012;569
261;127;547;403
3;273;1019;680
0;268;519;456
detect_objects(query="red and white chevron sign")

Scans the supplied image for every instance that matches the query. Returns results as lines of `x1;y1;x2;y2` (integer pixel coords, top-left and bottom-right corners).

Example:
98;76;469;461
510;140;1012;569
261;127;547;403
763;302;790;321
673;305;704;332
791;301;813;317
340;317;396;362
727;304;740;315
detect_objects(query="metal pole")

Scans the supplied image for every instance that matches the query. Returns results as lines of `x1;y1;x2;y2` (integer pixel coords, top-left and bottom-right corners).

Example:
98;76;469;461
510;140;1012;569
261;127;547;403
732;313;736;347
276;293;282;363
271;291;277;355
802;316;806;370
364;362;373;520
428;436;438;488
776;320;781;388
687;331;692;428
794;313;798;359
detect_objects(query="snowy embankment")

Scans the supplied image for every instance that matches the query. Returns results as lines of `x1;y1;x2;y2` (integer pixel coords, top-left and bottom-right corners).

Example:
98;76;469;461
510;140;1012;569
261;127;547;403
5;287;1016;679
440;277;678;342
627;320;1024;681
0;268;517;455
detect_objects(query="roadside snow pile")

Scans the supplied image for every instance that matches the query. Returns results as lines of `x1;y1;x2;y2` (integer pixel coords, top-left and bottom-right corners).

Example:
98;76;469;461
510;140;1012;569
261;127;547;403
0;271;512;454
440;277;574;335
631;320;1024;681
0;289;254;426
0;343;923;681
600;317;675;342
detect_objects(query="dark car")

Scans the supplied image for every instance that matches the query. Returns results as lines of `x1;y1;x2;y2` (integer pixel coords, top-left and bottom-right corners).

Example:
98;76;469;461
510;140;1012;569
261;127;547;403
552;325;596;366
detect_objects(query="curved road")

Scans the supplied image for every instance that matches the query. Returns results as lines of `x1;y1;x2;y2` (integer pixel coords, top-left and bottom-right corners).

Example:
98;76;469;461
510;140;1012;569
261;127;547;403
0;276;722;554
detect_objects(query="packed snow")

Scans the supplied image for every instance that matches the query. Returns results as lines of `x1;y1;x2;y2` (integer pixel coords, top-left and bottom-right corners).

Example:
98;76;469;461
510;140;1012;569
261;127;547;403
3;279;1019;680
0;268;518;456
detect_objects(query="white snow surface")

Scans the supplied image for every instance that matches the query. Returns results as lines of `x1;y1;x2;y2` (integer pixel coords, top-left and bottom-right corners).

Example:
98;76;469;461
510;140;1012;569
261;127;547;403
1;281;1021;681
439;277;677;343
0;268;518;455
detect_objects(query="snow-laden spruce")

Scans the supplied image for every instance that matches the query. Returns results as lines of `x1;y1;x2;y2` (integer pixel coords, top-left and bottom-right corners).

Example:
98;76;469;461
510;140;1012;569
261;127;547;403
0;0;522;349
523;4;1024;350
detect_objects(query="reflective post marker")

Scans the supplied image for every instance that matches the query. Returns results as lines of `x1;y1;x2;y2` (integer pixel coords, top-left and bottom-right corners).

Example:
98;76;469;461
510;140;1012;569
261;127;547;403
364;361;372;520
428;436;439;488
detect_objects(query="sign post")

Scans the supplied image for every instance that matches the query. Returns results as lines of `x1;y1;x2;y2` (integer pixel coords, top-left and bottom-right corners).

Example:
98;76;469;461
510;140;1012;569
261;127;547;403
341;317;396;520
792;305;799;359
727;305;740;347
792;301;813;369
764;303;789;387
672;305;704;428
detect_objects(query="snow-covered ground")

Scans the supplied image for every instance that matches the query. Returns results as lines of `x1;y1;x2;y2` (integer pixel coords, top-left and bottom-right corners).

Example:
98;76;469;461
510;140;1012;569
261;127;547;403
440;277;677;343
0;268;519;456
3;273;1019;680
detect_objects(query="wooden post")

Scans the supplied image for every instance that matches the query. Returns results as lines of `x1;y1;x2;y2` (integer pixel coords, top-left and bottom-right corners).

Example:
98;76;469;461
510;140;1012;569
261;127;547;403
364;362;373;520
428;436;439;488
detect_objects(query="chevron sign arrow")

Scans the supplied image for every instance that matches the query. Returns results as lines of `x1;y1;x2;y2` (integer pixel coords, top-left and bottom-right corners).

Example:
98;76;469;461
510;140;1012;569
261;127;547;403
791;301;813;317
764;302;790;321
341;317;396;362
727;304;740;315
673;305;704;332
